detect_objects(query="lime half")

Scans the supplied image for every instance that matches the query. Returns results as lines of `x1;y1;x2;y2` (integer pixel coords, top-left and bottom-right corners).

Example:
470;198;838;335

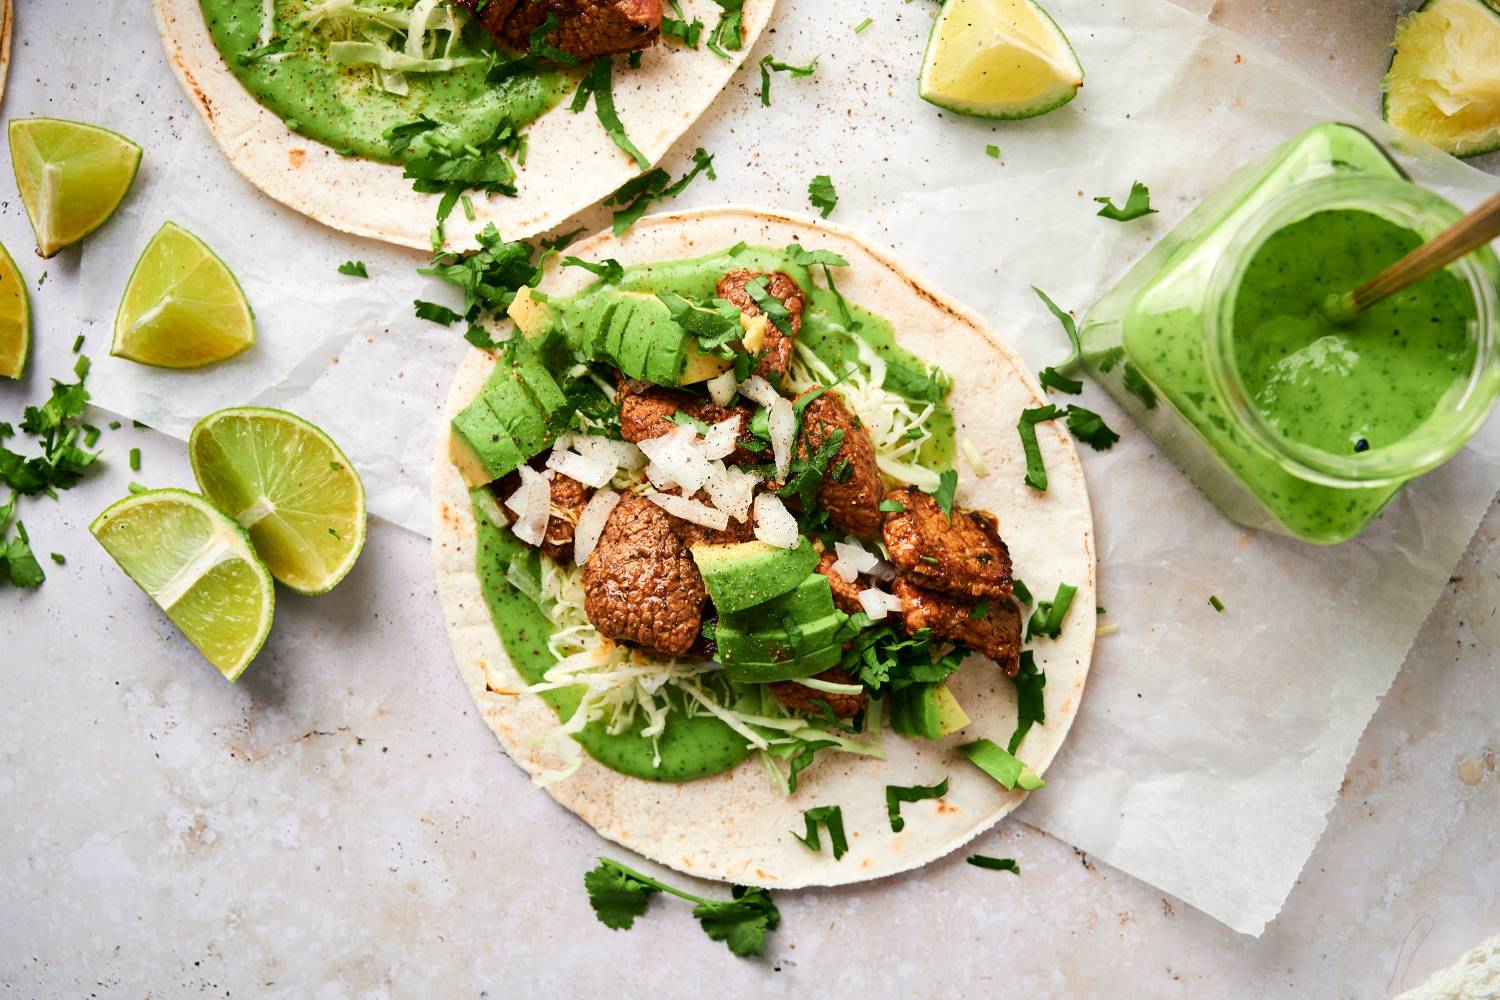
918;0;1083;119
9;117;142;258
113;221;255;369
189;407;367;595
0;241;29;379
91;488;275;681
1383;0;1500;158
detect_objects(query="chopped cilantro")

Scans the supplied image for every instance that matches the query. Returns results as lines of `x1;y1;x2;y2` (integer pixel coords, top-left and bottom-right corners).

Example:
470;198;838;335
968;855;1020;874
1064;405;1120;451
128;448;140;472
413;300;462;326
570;57;649;170
1026;582;1077;640
1012;578;1032;605
662;10;705;47
2;354;100;500
419;223;544;325
1209;594;1225;612
1039;367;1084;394
879;499;905;513
562;256;625;284
853;16;873;32
1122;361;1158;409
932;468;958;521
1017;404;1061;491
583;858;779;957
605;147;716;235
670;410;712;435
842;622;967;692
657;291;742;354
49;552;65;565
526;12;579;65
758;54;818;107
389;116;523;242
1006;650;1046;754
236;37;287;66
128;482;147;494
744;275;795;336
777;429;843;512
384;117;439;157
338;260;368;278
985;144;1001;159
1;515;44;589
786;739;838;792
1094;181;1157;222
970;600;990;621
706;0;746;58
107;421;121;430
1032;287;1084;394
882;360;948;403
958;739;1045;791
71;335;84;353
808;174;838;219
792;805;848;859
920;555;940;565
885;777;949;832
783;244;848;268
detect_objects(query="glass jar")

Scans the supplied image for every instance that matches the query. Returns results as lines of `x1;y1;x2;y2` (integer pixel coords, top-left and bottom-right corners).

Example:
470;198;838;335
1078;123;1500;544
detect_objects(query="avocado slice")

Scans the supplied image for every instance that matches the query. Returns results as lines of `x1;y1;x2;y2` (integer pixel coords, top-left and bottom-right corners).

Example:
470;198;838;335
721;643;845;683
449;399;525;486
692;538;820;616
482;378;552;455
506;286;557;345
715;608;849;666
506;337;569;415
888;682;971;740
931;684;971;737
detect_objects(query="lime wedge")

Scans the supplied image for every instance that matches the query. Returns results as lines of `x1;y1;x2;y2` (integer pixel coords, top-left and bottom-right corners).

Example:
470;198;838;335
9;117;142;259
91;489;274;681
112;221;255;369
1383;0;1500;158
0;241;29;379
918;0;1083;119
189;407;367;595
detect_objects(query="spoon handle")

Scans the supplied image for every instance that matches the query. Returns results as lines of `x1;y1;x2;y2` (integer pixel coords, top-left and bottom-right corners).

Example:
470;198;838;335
1347;188;1500;313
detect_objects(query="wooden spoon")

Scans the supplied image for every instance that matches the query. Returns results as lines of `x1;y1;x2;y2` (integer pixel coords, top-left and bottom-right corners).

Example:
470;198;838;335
1324;188;1500;323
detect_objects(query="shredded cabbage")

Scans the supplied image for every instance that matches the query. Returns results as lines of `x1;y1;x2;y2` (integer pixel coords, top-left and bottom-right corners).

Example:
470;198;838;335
298;0;479;92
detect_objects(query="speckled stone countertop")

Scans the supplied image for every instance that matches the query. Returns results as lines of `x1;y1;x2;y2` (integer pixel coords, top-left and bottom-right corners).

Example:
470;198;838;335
2;2;1497;996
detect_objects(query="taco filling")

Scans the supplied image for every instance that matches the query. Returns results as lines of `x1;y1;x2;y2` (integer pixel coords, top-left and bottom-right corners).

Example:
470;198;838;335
454;242;1034;790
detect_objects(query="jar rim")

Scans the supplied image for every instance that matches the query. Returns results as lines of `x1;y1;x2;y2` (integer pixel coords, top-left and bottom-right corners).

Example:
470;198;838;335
1203;174;1500;488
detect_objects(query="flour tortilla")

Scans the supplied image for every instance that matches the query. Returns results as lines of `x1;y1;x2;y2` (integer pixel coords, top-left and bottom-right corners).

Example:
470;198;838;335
0;0;12;108
432;207;1096;887
152;0;773;250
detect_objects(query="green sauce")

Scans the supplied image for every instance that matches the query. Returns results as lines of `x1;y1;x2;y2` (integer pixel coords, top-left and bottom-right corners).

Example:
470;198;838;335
472;245;955;780
1232;209;1475;455
200;0;570;163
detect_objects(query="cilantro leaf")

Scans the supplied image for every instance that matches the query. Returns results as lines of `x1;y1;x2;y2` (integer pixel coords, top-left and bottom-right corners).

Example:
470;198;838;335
969;600;990;621
692;886;780;957
657;291;742;354
792;804;848;860
562;256;625;284
744;274;795;336
582;858;779;957
1209;594;1225;612
808;174;838;219
419;223;543;321
786;739;838;793
1026;582;1077;640
583;860;660;930
605;147;716;235
1063;404;1120;451
413;300;461;325
705;0;745;58
1012;578;1032;605
1017;404;1061;491
932;468;958;521
384;117;439;157
959;739;1044;791
1039;367;1083;394
571;57;649;170
2;520;45;588
882;360;948;403
758;54;817;107
337;260;368;278
967;855;1020;874
236;36;288;66
885;777;949;832
526;12;579;65
1032;286;1083;395
670;410;712;435
1006;650;1046;754
662;14;705;46
1094;181;1157;222
777;428;843;512
783;244;848;268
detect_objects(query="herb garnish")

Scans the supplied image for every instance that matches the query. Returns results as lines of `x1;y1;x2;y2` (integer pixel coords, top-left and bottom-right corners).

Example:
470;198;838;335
886;777;949;832
1013;579;1032;605
1032;286;1084;394
1026;582;1077;640
1209;594;1225;612
604;147;716;235
236;37;288;66
657;291;742;355
662;0;706;48
744;274;795;336
777;429;843;511
0;504;44;589
853;16;874;33
969;600;990;621
562;256;626;284
526;13;580;65
1064;404;1120;451
958;739;1045;791
583;858;779;957
337;260;369;278
706;0;746;58
792;805;849;859
413;300;462;326
808;174;838;219
570;57;649;170
842;623;966;692
782;244;848;269
932;469;958;521
1017;404;1061;491
1007;650;1046;753
985;144;1001;159
879;499;905;513
758;54;817;107
968;855;1020;874
1094;181;1157;222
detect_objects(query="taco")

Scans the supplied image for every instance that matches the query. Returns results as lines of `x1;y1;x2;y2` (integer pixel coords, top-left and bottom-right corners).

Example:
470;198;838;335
431;207;1095;886
152;0;772;250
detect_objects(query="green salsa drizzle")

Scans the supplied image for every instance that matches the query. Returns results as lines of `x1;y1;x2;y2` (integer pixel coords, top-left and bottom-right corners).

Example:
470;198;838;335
200;0;571;164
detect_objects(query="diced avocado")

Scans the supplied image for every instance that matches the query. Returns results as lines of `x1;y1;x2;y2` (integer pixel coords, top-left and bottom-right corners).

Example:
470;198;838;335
888;682;970;740
449;400;525;486
679;339;734;384
692;538;820;615
931;684;971;737
721;643;845;683
715;608;848;665
483;377;552;455
506;286;556;343
506;338;568;414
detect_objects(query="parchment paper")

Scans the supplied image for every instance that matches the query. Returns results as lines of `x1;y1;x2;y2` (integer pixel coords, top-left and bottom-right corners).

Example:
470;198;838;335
73;0;1500;935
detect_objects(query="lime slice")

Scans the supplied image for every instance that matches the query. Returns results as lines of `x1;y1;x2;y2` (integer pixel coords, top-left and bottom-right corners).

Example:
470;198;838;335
918;0;1083;119
9;117;142;259
189;407;367;595
0;241;29;379
1383;0;1500;158
112;221;255;369
90;488;274;681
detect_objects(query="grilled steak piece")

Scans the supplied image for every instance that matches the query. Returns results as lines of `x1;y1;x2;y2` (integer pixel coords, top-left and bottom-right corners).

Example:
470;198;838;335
458;0;662;60
882;488;1013;600
796;387;883;538
769;666;868;718
715;269;805;380
893;577;1022;675
815;550;866;616
617;380;765;466
583;492;705;655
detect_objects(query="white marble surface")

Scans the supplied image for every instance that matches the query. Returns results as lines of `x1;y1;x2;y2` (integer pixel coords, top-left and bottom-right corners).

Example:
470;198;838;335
2;1;1498;996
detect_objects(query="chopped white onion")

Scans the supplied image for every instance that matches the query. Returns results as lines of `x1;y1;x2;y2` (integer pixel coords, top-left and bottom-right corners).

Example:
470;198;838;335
699;418;740;461
869;558;897;583
960;437;991;478
768;397;796;478
702;463;759;523
706;369;738;407
638;424;713;494
737;375;781;409
545;448;614;489
472;489;508;529
573;489;621;566
569;434;646;473
649;491;729;530
505;465;550;547
753;493;799;549
858;587;905;621
832;539;880;582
